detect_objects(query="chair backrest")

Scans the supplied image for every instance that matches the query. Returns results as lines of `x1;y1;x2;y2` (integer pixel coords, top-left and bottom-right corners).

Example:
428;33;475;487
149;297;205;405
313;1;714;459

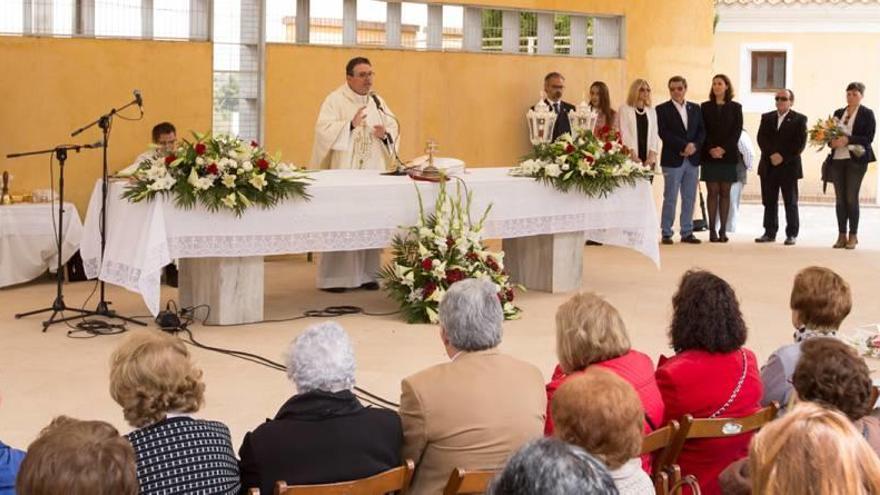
442;467;499;495
640;420;680;473
275;460;415;495
871;385;880;408
666;402;780;466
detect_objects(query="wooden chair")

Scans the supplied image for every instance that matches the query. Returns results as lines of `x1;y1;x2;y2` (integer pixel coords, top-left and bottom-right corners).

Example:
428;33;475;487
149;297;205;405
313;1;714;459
442;467;498;495
640;420;681;494
666;402;780;469
870;385;880;408
273;460;415;495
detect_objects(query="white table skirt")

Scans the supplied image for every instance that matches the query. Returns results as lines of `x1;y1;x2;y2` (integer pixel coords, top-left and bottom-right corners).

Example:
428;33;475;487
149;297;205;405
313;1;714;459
0;202;83;288
80;168;660;315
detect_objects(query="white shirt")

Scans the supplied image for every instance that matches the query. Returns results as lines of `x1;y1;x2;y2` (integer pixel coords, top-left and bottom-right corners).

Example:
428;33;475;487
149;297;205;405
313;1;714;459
672;99;688;130
833;106;859;160
776;110;790;130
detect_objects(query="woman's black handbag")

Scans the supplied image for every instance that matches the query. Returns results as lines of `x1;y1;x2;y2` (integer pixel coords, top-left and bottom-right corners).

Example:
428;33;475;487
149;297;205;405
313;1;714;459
821;155;832;194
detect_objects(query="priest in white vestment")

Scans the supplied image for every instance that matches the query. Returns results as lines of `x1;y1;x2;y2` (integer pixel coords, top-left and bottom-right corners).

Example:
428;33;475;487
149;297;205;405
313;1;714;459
311;56;399;292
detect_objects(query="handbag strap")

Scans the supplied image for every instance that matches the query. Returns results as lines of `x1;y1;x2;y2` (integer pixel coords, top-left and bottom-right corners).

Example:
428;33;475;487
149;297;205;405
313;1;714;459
708;349;748;419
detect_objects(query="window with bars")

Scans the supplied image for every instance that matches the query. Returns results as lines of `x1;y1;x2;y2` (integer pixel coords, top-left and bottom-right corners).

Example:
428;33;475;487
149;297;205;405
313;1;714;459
751;51;787;93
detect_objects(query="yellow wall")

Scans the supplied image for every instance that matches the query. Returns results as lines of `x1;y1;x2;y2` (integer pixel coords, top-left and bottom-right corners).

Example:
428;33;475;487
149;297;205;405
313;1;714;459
265;0;715;171
714;31;880;202
0;37;213;211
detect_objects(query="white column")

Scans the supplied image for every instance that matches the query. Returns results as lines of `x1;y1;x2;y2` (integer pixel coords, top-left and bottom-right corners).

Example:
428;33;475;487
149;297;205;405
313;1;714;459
342;0;357;46
141;0;154;39
426;4;442;50
189;0;210;40
569;15;587;57
462;6;482;52
501;10;519;54
295;0;310;44
536;12;553;55
594;16;622;58
75;0;95;36
503;232;585;293
23;0;33;34
386;1;401;48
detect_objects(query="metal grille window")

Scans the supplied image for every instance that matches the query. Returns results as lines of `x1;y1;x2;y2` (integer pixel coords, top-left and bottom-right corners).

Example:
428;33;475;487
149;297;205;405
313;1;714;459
266;0;295;42
309;0;343;45
442;5;463;51
213;0;261;142
400;2;426;50
520;12;537;54
554;14;570;55
356;0;386;46
94;0;141;38
481;9;502;52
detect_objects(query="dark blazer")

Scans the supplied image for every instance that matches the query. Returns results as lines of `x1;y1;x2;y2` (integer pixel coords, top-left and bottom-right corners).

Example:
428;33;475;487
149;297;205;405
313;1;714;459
656;100;706;168
756;109;808;180
701;100;743;165
831;106;876;164
238;390;402;495
532;99;576;141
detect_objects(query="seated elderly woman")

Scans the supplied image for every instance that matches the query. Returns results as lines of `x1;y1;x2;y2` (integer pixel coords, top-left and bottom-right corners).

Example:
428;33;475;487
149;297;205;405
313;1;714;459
110;331;240;495
238;322;402;495
720;337;880;494
16;416;138;495
749;403;880;495
488;437;618;495
655;270;762;495
545;292;664;469
552;369;655;494
760;266;852;411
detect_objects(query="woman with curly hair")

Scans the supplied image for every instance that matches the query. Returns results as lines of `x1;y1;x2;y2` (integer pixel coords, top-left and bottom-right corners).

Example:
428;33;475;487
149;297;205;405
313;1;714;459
110;331;240;495
655;270;762;495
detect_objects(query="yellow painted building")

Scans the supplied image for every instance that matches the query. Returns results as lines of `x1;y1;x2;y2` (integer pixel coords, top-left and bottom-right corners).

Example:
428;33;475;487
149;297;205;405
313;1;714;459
1;0;715;213
714;0;880;203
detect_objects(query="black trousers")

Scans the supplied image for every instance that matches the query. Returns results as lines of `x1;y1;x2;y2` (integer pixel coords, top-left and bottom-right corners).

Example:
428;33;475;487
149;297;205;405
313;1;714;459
760;172;799;238
830;159;868;234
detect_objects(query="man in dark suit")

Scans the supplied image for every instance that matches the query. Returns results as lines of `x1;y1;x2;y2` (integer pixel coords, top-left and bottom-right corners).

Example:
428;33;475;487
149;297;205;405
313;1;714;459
656;75;706;244
536;72;576;141
756;88;808;245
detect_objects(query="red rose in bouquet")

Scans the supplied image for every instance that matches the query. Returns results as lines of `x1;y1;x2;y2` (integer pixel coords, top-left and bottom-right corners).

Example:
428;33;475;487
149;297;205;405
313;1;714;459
423;281;437;299
465;252;479;262
565;144;575;154
250;140;259;147
421;258;433;271
445;269;466;284
164;155;176;165
256;158;270;171
603;141;613;152
206;163;219;175
486;256;499;272
195;143;206;156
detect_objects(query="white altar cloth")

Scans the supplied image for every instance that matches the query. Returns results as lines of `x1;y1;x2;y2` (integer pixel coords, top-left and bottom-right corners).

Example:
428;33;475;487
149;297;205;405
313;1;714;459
0;203;83;288
81;168;659;315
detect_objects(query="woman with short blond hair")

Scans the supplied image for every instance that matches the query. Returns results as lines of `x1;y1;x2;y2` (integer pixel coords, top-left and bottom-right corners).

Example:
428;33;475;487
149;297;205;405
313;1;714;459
110;331;240;495
545;292;664;470
552;369;655;494
619;79;660;175
760;266;852;411
750;403;880;495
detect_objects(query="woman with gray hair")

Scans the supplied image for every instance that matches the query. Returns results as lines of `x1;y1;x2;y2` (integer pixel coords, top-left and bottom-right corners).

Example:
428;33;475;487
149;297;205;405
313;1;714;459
238;322;402;495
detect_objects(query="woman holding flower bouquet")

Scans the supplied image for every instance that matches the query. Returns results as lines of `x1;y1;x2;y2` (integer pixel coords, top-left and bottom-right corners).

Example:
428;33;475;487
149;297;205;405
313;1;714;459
828;82;876;249
700;74;743;243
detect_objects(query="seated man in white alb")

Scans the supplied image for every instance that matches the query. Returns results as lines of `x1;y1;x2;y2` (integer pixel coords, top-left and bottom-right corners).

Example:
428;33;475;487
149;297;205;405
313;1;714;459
310;57;398;293
117;122;178;176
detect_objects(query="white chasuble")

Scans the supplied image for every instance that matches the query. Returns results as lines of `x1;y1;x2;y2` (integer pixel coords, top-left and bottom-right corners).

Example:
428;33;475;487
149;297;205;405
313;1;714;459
310;83;399;288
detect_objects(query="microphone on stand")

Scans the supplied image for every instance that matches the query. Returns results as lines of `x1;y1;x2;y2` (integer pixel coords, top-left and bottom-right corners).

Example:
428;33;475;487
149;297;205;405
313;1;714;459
370;91;406;175
133;89;144;116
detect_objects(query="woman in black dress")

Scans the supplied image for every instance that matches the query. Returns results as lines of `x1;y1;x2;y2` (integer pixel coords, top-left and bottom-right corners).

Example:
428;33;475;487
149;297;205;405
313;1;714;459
701;74;743;242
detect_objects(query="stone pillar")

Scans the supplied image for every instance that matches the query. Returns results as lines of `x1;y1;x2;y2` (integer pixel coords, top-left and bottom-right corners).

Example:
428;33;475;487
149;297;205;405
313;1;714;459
178;257;265;325
502;232;584;293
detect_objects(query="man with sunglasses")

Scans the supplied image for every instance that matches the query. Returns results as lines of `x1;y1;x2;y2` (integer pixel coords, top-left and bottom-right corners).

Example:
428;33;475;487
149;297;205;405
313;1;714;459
656;76;706;244
755;89;807;246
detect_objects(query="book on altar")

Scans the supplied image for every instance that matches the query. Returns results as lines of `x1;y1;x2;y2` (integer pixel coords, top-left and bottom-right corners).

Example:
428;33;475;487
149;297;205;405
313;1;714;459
406;155;465;177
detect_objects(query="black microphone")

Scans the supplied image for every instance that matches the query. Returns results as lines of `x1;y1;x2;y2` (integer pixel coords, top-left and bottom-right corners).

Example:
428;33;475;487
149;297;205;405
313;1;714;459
370;92;393;145
370;91;384;112
133;89;143;109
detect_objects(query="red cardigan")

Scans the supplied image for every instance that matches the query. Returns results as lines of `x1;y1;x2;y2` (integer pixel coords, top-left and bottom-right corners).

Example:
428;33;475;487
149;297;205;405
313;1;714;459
655;348;763;495
545;350;666;471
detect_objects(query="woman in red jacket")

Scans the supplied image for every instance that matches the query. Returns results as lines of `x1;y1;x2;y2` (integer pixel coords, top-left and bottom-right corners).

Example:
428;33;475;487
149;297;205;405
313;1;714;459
655;270;762;495
545;292;665;471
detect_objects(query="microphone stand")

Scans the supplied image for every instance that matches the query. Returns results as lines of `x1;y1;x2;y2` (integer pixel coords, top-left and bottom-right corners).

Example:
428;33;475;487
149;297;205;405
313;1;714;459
9;143;105;331
370;94;408;176
69;96;146;327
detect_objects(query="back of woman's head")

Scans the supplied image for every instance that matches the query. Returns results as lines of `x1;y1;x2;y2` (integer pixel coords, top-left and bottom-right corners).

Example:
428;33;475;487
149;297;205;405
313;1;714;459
750;403;880;495
790;266;852;332
555;292;631;373
669;269;747;353
792;337;873;421
17;416;138;495
550;368;643;470
110;330;205;428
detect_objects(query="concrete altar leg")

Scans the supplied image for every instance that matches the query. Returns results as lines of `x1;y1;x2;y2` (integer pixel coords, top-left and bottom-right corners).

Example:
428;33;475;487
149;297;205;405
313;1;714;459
502;232;584;293
178;257;264;326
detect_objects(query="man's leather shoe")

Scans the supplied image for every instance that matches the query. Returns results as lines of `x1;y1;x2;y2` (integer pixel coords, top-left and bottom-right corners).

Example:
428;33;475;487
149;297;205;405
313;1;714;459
661;236;673;245
681;235;701;244
784;237;796;246
320;287;347;293
360;281;380;291
755;235;775;243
